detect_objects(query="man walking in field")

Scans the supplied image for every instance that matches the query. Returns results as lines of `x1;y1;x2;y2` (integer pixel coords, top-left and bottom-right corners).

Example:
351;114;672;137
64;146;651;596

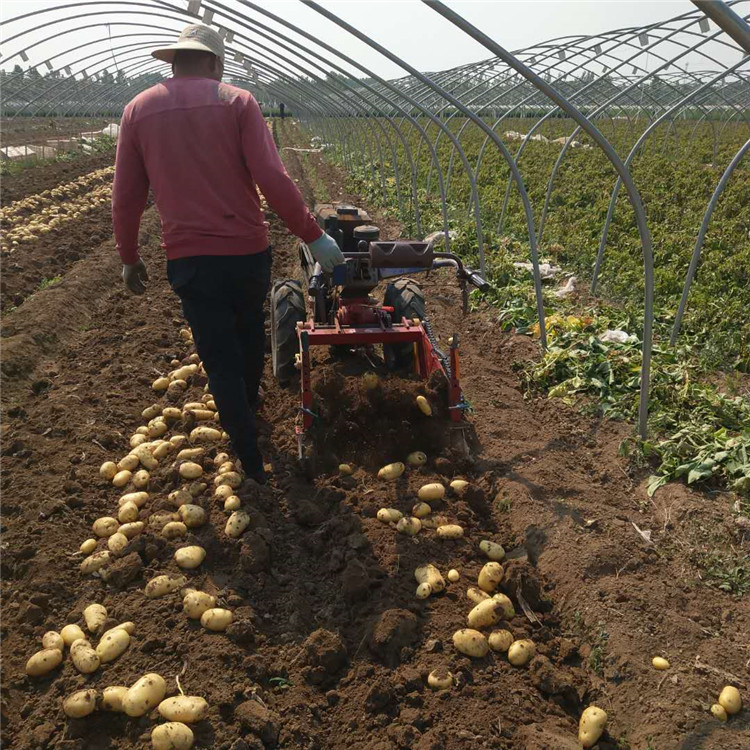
112;24;343;484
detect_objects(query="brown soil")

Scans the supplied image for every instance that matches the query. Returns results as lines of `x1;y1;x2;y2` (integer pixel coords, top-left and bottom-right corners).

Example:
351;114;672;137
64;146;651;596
1;119;747;750
1;118;113;148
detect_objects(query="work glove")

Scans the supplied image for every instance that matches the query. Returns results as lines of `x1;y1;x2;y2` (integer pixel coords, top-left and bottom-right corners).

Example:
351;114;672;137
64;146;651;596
122;258;149;295
308;232;345;274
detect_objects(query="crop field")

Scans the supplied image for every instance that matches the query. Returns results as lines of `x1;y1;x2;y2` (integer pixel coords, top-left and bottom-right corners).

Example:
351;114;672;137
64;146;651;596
0;112;747;750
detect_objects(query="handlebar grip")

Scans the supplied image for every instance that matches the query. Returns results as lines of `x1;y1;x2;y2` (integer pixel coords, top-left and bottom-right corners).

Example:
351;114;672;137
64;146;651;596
467;271;490;293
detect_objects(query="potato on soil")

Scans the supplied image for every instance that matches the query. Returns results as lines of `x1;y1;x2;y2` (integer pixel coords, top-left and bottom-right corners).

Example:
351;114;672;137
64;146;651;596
60;624;86;646
63;689;99;718
415;563;445;593
93;517;119;538
412;502;431;518
427;668;453;690
217;461;235;474
131;434;149;448
175;546;206;569
213;452;229;466
224;495;241;511
132;444;158;469
145;574;188;599
79;538;97;554
162;407;182;421
99;461;117;480
83;603;107;633
467;599;504;629
479;539;505;561
416;395;432;415
153;442;173;460
652;656;670;670
123;673;167;717
133;470;150;488
467;587;490;604
179;462;203;480
478;562;504;593
169;489;192;507
452;629;489;658
214;471;241;488
119;521;145;539
178;504;206;528
338;463;353;476
214;483;234;500
112;470;132;488
158;695;208;723
177;448;204;461
225;511;251;538
378;462;405;481
42;631;64;651
396;516;422;536
80;550;110;574
491;592;515;619
377;508;403;523
162;521;188;539
418;483;444;501
436;524;464;539
711;704;728;722
450;479;469;495
579;706;608;749
118;501;140;524
488;630;514;652
120;491;149;508
190;426;222;442
152;722;194;750
407;451;427;467
118;454;140;472
102;686;129;712
96;628;130;663
153;377;170;391
71;639;100;674
26;648;63;677
447;569;460;582
507;639;535;667
183;591;216;619
718;685;742;715
200;608;233;631
416;583;432;599
143;404;162;420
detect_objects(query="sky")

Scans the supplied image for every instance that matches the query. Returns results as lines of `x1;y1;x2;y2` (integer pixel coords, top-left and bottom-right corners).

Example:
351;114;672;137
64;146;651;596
1;0;745;79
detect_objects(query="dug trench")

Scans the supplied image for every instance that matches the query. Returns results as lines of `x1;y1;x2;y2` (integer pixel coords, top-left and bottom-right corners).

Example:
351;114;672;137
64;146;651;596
0;120;746;750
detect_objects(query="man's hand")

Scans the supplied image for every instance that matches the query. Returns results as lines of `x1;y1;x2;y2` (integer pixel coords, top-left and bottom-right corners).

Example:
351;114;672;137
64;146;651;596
122;259;149;295
308;233;345;273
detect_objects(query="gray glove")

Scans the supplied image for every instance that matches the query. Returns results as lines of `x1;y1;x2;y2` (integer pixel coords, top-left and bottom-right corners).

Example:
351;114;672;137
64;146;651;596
308;232;345;273
122;258;149;295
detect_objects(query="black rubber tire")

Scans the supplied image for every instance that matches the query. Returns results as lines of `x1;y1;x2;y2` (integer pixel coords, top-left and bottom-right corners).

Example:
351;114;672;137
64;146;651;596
271;279;305;382
383;278;427;371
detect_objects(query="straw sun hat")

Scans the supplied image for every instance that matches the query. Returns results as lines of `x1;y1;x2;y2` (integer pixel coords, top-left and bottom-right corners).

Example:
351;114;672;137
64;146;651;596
152;24;225;64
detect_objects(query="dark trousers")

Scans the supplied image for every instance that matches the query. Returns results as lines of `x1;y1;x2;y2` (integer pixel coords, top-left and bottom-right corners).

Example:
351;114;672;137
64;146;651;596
167;250;272;474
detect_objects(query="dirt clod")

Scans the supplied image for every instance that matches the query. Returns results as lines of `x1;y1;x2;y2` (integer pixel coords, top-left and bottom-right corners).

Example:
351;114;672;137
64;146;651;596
301;629;348;686
235;700;280;748
369;609;419;666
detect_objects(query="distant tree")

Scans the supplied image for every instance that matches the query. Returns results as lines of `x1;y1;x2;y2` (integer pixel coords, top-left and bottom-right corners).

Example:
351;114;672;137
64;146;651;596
27;66;42;79
101;69;114;85
13;64;23;75
116;69;126;85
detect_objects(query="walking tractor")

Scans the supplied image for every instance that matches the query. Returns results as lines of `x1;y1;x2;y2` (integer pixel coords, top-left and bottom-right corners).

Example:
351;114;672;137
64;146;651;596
269;203;490;471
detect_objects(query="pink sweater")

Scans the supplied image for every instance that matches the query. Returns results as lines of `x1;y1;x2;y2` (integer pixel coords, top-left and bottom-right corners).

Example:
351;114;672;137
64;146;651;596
112;77;322;264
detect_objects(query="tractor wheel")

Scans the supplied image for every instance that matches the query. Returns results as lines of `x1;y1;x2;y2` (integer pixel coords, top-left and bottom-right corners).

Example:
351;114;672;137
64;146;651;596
271;279;305;383
383;278;426;371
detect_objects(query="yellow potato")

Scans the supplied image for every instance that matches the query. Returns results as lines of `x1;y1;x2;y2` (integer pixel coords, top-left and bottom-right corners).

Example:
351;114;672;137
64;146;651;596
177;448;204;461
396;517;422;536
450;479;469;495
478;562;504;593
83;603;107;633
452;629;489;658
93;517;119;538
718;685;742;715
225;511;251;538
99;461;117;480
118;501;140;524
416;582;432;599
418;483;444;501
376;508;403;523
711;703;728;721
153;442;173;460
135;426;150;436
189;426;222;442
177;504;206;528
479;539;505;561
102;686;129;712
579;706;608;749
214;471;241;488
412;502;431;519
213;452;230;466
362;372;379;390
158;695;208;723
153;377;170;391
175;546;206;569
152;722;194;750
119;491;149;508
162;407;183;421
130;434;149;449
224;496;241;512
71;639;100;674
183;591;216;619
142;404;162;420
436;524;464;539
79;538;97;554
168;489;192;507
407;451;427;467
123;673;167;717
162;521;188;539
80;551;110;574
63;689;99;718
200;608;233;631
60;624;86;646
488;629;514;653
214;484;234;500
179;462;203;479
118;454;140;472
112;470;132;488
508;639;536;667
148;419;168;438
132;444;158;470
378;462;405;481
467;599;504;629
338;463;353;476
447;569;460;582
145;574;187;598
415;564;445;593
118;521;145;539
42;631;64;651
26;648;63;677
132;470;150;489
652;656;670;670
148;511;179;530
416;395;432;415
217;461;236;474
491;593;515;619
170;434;188;448
96;628;130;663
426;668;453;690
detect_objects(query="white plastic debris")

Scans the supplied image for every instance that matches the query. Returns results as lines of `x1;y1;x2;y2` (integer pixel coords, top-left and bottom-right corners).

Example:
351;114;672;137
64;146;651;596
513;261;560;279
554;276;578;298
424;229;457;246
599;329;633;344
101;123;120;138
503;130;525;141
